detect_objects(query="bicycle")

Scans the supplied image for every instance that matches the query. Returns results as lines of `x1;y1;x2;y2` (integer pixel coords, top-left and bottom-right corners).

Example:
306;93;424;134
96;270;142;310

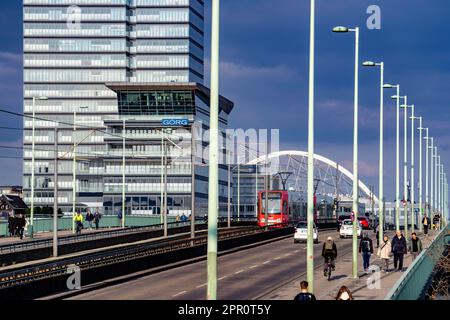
324;257;334;281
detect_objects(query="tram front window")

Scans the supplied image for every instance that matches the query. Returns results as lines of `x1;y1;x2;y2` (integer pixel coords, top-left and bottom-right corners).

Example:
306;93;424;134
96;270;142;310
261;193;281;214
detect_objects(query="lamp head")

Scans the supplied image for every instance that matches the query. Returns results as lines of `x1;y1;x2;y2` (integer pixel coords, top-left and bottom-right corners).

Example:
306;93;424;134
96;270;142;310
333;26;349;33
362;61;376;67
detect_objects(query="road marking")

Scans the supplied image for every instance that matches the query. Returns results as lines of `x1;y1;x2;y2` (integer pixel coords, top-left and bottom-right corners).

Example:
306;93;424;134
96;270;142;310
172;291;187;297
218;276;228;281
235;269;245;274
303;247;307;250
294;250;300;253
284;253;292;256
263;260;271;264
196;283;207;288
249;265;258;269
274;257;281;260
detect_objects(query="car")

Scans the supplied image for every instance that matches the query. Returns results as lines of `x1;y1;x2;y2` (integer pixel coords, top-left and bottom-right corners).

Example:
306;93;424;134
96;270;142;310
337;214;351;231
294;222;319;244
339;219;362;238
358;216;370;229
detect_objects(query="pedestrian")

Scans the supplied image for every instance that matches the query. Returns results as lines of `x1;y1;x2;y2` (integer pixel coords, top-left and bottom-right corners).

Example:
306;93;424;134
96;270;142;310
434;214;440;230
175;214;181;223
359;232;373;273
94;211;101;230
293;281;316;301
7;213;15;237
409;232;423;261
74;212;83;235
335;286;354;300
85;210;94;230
422;214;430;235
16;214;26;240
375;223;380;248
377;234;392;272
181;213;187;222
117;210;123;225
322;236;337;276
391;230;407;271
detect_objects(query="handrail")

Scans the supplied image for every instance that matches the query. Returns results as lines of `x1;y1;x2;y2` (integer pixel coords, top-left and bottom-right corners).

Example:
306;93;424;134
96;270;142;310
385;223;449;300
0;217;257;255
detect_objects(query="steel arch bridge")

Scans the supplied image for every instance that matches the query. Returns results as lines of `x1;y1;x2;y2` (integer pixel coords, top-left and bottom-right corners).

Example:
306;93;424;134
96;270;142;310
247;150;378;203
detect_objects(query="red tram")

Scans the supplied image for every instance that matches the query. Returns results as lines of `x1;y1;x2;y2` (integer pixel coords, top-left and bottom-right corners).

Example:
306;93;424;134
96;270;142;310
257;190;290;227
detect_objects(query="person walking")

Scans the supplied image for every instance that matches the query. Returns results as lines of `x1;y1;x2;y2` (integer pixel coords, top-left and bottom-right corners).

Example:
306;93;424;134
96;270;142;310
93;211;101;230
335;286;354;300
322;236;337;276
377;234;392;272
180;213;187;222
8;213;15;237
422;214;430;235
359;232;374;273
409;232;423;261
391;231;407;271
85;210;94;230
175;214;181;223
74;212;83;236
16;214;26;240
293;281;316;301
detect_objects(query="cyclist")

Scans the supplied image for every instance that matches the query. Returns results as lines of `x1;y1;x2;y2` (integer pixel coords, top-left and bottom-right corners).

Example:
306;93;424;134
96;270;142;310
74;212;83;235
322;236;338;277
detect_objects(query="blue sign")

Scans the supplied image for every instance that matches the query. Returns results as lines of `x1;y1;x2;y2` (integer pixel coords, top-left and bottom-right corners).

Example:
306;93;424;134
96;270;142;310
161;119;190;126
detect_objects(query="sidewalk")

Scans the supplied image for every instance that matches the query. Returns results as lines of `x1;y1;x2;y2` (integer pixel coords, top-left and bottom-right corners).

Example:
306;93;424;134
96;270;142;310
0;227;121;246
262;229;438;300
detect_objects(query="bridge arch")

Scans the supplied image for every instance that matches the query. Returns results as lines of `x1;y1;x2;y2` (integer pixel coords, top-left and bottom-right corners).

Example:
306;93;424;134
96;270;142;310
247;150;378;203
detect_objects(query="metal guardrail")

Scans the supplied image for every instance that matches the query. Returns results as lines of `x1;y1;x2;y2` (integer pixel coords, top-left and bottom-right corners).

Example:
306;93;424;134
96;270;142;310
0;217;257;255
385;224;450;300
0;225;264;290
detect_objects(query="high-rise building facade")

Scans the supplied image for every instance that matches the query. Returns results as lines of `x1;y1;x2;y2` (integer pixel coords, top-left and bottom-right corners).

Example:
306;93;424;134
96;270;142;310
22;0;208;214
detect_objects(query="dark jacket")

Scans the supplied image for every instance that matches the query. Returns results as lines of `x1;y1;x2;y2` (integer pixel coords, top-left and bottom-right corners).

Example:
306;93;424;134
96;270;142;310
86;212;94;222
391;235;407;254
359;237;374;253
422;216;430;225
409;237;423;253
322;241;338;258
16;217;26;228
294;292;316;301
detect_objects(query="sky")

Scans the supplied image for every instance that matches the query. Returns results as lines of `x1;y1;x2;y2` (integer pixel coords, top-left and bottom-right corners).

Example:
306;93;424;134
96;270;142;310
0;0;449;203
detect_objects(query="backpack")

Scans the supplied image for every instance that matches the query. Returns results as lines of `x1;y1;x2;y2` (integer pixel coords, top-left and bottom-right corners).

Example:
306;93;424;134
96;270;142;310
324;241;334;251
362;239;370;252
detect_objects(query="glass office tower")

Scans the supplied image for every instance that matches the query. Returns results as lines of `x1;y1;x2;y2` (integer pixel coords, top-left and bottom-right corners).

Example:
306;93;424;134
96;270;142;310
22;0;205;214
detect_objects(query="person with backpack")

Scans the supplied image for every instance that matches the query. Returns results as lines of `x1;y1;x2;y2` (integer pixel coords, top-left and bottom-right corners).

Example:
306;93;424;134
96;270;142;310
409;232;423;261
322;236;337;276
359;233;374;273
293;281;316;301
377;234;392;272
391;230;407;271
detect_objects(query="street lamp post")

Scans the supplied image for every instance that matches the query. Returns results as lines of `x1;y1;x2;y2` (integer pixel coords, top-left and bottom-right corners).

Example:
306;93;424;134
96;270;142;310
306;0;316;291
410;105;416;234
122;118;127;228
72;106;88;233
424;129;429;222
417;118;424;232
333;25;360;279
400;101;410;238
53;127;59;257
363;60;384;246
207;0;220;300
29;96;48;238
387;86;401;231
434;147;438;216
430;138;434;214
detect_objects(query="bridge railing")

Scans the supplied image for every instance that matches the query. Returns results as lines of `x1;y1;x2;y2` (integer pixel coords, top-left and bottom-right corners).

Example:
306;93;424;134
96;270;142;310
385;223;450;300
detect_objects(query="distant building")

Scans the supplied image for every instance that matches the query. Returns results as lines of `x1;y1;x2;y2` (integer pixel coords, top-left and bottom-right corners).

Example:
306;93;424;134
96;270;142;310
0;186;23;198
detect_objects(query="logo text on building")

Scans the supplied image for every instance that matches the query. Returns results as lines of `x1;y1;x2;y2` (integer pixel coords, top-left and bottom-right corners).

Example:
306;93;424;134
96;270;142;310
162;119;190;126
